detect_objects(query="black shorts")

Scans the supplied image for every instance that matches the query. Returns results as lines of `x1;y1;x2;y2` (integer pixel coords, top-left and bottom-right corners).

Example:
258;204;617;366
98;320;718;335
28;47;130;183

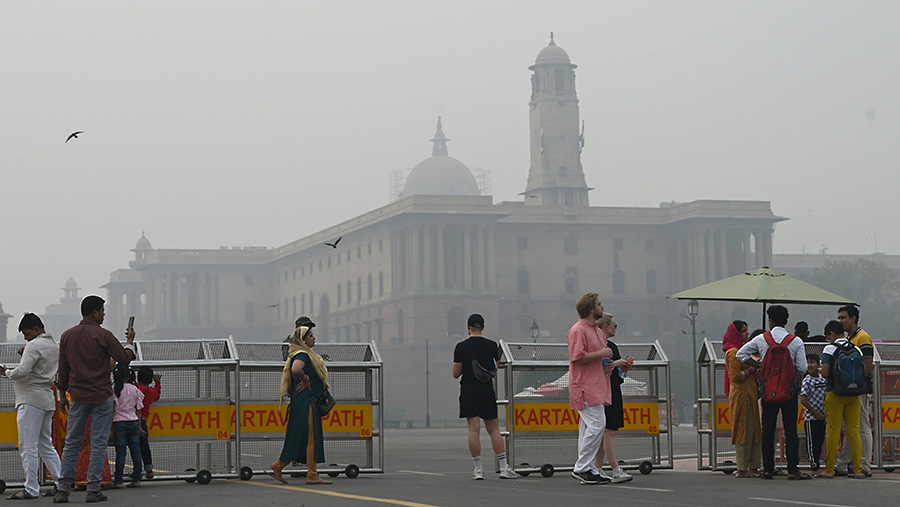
459;388;498;420
605;387;624;431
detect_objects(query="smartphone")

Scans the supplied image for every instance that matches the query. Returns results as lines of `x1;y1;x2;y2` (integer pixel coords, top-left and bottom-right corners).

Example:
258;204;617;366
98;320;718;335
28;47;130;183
127;316;135;330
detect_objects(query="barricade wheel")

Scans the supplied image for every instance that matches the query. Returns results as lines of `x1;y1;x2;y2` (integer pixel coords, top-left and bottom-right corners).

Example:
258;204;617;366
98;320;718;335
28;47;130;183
327;464;340;477
197;470;212;485
185;468;197;483
0;479;6;494
345;465;360;479
240;467;253;480
885;468;895;473
540;464;554;478
639;461;653;475
517;463;531;477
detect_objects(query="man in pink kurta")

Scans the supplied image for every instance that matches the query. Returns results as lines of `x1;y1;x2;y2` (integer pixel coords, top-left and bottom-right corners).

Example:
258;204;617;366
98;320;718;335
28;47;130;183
567;293;613;485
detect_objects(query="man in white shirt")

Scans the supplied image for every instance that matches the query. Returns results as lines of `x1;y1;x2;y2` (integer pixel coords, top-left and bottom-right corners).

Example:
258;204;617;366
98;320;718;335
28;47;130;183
736;305;810;480
1;314;62;499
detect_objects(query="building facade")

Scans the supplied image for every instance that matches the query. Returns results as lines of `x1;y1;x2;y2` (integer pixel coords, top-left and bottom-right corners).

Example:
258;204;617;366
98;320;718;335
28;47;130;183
102;37;784;422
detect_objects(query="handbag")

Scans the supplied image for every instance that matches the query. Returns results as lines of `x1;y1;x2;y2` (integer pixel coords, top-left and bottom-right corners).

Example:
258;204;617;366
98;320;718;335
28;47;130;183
313;389;336;417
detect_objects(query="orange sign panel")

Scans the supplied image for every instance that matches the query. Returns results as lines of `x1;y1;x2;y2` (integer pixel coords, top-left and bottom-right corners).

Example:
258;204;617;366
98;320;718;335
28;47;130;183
510;402;659;434
715;401;807;431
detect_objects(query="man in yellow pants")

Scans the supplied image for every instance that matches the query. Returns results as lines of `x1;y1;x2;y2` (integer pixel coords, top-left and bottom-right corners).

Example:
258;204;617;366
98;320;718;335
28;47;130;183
817;320;864;479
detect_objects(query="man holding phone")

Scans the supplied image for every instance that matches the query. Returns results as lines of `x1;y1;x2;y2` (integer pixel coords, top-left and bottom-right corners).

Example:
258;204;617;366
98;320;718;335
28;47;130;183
54;296;136;504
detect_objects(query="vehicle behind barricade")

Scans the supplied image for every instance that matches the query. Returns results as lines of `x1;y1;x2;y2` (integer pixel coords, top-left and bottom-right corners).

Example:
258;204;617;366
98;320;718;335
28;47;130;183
875;342;900;472
498;340;673;478
0;343;28;493
698;339;884;472
127;338;244;484
234;341;383;479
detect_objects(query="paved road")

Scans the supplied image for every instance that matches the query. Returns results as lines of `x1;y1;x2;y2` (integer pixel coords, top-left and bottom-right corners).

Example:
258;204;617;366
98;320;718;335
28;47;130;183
25;427;900;506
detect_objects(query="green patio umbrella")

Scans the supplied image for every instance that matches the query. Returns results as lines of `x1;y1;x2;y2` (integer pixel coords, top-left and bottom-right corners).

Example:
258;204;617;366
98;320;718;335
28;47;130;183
669;266;857;327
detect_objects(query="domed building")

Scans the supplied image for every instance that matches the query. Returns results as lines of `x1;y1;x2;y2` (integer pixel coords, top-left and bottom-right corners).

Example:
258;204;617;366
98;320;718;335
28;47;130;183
101;36;783;424
398;117;481;199
0;300;12;342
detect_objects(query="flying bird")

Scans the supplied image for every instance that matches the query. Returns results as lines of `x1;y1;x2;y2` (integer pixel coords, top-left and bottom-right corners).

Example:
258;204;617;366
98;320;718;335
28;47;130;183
266;303;281;308
324;236;342;249
65;131;83;143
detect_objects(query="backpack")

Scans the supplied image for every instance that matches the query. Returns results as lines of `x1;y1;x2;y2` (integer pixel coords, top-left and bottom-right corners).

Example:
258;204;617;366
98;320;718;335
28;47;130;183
830;340;867;396
758;332;797;403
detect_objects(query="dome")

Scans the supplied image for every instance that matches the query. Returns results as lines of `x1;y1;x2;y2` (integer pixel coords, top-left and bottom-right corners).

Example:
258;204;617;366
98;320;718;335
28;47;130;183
135;232;152;251
64;277;79;289
400;118;480;198
533;33;575;67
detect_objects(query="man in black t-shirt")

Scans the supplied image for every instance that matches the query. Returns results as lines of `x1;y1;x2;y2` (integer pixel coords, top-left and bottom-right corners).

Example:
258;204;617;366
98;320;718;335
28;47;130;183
452;314;517;480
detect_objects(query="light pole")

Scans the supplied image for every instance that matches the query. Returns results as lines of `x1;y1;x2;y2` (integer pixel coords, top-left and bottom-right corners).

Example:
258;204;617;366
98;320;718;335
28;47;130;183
530;319;540;359
425;339;431;428
687;299;699;426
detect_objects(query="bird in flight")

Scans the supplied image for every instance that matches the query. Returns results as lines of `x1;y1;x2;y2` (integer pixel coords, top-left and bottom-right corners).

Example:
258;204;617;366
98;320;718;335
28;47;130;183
324;236;342;249
266;303;281;308
65;131;83;143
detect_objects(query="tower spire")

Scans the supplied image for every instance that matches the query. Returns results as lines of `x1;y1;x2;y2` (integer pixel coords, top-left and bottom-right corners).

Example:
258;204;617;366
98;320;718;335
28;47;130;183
549;31;555;45
430;116;449;156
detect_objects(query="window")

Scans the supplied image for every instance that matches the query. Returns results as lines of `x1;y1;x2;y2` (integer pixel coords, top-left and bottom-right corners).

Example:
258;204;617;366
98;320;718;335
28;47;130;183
613;270;625;295
293;269;296;279
614;238;623;250
357;277;362;303
517;269;530;296
347;281;351;305
337;284;342;306
379;239;383;251
337;255;341;265
301;294;305;313
301;266;305;276
646;238;655;250
368;243;372;255
245;276;253;286
646;270;657;295
309;291;314;314
379;272;384;297
368;274;373;299
358;247;362;259
564;237;578;255
518;237;528;250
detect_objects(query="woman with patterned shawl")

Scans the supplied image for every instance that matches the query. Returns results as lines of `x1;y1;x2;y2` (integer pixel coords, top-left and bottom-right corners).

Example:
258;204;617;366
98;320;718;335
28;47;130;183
723;320;762;477
267;326;332;485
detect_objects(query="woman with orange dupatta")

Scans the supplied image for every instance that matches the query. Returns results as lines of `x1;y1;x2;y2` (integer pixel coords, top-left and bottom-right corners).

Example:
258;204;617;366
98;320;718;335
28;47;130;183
723;321;762;478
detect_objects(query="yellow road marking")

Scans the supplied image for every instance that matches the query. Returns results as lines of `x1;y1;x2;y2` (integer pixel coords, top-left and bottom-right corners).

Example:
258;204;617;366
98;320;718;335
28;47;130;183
234;479;444;507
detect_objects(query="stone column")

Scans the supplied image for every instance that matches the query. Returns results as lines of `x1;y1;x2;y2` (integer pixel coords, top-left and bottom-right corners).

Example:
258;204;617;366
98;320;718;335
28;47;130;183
718;229;728;279
471;226;481;290
485;226;495;290
463;226;472;289
762;228;773;267
436;226;445;289
743;230;752;272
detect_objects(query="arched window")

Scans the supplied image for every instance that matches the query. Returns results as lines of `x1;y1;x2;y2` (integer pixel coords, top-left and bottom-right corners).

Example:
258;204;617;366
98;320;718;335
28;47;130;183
517;269;530;296
554;68;566;92
447;306;466;338
613;270;625;295
646;270;657;295
565;268;578;295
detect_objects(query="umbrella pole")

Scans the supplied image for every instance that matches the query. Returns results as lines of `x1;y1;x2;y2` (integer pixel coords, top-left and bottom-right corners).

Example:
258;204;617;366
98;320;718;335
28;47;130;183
762;302;767;329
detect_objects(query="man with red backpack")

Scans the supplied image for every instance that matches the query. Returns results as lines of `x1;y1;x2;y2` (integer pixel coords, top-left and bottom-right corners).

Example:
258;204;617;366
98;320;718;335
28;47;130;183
737;305;811;480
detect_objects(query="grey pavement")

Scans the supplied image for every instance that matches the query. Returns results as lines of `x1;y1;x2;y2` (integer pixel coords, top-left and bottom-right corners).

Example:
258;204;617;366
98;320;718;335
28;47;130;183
35;426;900;507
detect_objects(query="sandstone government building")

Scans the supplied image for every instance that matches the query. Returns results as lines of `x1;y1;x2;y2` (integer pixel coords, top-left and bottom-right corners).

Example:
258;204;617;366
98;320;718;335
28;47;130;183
99;37;785;422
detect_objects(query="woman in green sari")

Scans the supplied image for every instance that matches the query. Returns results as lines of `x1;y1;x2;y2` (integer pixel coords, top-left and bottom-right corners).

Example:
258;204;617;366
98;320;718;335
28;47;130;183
268;326;332;485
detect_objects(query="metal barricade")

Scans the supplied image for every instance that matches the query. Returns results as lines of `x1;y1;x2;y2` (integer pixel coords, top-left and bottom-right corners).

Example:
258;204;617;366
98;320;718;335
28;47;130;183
233;341;383;479
499;340;673;477
698;339;884;472
128;338;244;484
875;342;900;471
0;343;28;493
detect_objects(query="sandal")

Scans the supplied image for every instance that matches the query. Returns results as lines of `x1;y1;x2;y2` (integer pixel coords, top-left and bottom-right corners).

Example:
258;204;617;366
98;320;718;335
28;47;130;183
6;491;38;500
772;469;787;476
761;472;774;480
815;472;834;478
41;488;57;498
736;471;760;478
849;473;866;479
788;472;813;480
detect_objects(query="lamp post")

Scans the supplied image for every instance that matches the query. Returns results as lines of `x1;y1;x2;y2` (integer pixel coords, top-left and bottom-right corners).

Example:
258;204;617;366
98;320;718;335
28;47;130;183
425;339;431;428
687;299;699;426
530;319;540;359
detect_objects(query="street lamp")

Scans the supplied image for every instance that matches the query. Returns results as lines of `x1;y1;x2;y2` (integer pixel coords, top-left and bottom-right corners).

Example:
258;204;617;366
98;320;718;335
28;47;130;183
530;319;540;359
687;300;699;426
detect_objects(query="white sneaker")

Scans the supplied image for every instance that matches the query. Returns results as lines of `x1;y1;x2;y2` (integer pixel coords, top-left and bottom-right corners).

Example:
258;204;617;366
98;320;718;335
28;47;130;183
595;468;611;481
499;468;518;479
611;467;633;483
472;469;484;480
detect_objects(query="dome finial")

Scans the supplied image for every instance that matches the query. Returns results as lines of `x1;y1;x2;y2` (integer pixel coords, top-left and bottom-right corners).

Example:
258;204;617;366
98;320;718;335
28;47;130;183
430;116;449;156
549;31;555;45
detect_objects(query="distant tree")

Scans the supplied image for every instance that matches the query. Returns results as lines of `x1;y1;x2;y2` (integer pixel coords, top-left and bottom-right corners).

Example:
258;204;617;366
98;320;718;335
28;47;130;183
800;259;900;340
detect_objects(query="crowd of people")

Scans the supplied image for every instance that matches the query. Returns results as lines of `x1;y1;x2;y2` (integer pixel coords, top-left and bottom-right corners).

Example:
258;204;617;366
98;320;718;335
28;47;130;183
1;296;161;502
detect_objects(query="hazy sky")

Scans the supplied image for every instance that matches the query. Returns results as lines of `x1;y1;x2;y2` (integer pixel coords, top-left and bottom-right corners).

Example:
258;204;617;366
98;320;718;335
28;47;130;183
2;1;899;322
